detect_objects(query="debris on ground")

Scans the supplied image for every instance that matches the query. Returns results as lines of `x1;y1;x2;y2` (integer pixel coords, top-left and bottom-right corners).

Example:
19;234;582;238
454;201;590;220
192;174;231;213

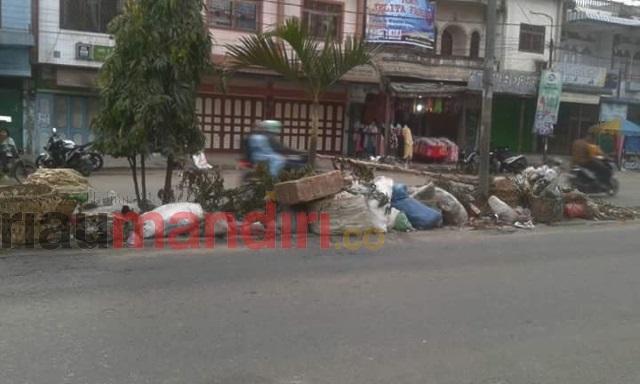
391;184;443;230
0;184;79;246
275;170;345;205
25;168;90;203
412;183;468;227
308;191;377;235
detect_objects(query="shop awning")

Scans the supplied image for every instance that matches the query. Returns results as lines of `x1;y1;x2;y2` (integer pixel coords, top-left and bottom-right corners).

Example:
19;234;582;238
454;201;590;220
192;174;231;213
567;8;640;27
561;92;601;105
389;82;467;98
590;119;640;136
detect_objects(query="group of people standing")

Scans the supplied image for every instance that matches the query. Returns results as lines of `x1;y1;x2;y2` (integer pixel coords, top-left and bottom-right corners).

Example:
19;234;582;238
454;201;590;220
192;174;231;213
352;121;414;165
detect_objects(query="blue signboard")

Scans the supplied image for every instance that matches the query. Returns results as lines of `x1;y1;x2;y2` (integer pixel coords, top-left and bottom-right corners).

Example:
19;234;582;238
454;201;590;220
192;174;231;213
366;0;436;49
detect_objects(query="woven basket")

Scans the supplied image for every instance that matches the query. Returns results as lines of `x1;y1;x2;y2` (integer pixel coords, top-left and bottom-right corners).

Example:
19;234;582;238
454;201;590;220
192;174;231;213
0;184;79;246
530;196;564;224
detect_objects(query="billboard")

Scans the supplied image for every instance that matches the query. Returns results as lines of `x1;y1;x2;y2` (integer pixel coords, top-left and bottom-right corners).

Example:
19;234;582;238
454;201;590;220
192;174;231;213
533;70;563;136
366;0;436;49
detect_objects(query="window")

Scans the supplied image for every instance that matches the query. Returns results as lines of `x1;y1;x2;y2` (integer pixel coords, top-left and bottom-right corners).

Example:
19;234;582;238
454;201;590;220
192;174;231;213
519;24;546;54
441;30;453;56
60;0;122;33
208;0;259;32
470;31;481;58
302;0;343;40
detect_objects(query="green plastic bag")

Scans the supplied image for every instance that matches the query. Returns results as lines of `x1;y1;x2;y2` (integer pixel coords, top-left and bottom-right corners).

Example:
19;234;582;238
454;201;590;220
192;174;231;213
393;212;415;232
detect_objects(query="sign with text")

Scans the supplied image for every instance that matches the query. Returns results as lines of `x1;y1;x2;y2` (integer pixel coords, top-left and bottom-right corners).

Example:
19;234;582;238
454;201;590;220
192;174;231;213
600;102;628;122
468;70;539;96
366;0;436;49
534;70;563;136
556;62;607;88
76;43;114;62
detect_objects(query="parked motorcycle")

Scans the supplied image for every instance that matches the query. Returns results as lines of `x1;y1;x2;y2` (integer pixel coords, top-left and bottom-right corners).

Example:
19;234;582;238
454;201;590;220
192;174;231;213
493;147;529;173
458;146;527;174
0;143;36;183
570;156;620;196
36;128;95;177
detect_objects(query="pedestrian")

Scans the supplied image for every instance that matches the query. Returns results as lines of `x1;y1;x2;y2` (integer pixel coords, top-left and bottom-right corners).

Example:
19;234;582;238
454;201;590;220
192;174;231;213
402;124;414;168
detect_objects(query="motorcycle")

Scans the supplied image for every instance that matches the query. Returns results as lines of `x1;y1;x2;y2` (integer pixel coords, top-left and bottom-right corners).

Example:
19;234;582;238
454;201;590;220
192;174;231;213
458;146;527;174
569;156;620;196
36;128;95;177
493;147;529;174
0;143;36;183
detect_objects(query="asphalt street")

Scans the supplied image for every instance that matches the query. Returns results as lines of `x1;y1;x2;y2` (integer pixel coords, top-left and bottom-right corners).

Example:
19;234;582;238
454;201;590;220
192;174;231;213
2;223;640;384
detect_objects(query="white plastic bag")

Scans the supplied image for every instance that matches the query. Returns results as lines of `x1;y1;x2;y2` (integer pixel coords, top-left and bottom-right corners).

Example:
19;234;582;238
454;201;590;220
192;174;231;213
192;151;213;170
365;176;395;232
128;203;205;244
488;196;518;224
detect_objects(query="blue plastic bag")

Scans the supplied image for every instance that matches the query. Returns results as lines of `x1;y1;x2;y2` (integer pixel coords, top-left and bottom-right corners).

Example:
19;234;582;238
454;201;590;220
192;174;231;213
391;184;443;230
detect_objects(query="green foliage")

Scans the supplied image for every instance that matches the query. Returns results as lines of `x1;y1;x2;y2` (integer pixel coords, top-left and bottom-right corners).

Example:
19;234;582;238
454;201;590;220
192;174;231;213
226;19;377;165
227;19;375;99
93;0;212;159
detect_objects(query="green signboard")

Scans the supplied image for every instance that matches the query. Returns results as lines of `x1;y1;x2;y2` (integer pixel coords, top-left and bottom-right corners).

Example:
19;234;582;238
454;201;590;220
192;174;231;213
533;70;563;136
76;43;114;62
92;45;114;62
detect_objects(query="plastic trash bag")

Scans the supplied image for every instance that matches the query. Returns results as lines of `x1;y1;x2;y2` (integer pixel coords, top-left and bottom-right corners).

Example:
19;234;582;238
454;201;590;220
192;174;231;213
365;176;395;232
412;183;468;226
488;196;518;224
127;203;204;245
309;192;377;235
393;211;415;232
192;151;213;170
391;184;443;230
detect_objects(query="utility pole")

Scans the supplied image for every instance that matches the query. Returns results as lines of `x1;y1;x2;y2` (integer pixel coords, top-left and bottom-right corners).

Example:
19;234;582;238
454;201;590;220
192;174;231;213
478;0;497;197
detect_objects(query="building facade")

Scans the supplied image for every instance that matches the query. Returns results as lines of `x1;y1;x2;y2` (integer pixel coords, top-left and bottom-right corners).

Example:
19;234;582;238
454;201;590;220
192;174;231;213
552;0;640;154
33;0;119;155
28;0;638;158
0;0;35;150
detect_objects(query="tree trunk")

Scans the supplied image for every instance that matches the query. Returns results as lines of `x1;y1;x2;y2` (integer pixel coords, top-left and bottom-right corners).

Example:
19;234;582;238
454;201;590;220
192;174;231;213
308;99;320;168
127;155;141;204
140;154;147;205
162;155;174;205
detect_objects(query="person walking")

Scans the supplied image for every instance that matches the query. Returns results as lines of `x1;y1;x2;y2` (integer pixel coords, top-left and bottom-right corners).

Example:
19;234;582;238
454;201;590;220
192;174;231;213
402;124;414;168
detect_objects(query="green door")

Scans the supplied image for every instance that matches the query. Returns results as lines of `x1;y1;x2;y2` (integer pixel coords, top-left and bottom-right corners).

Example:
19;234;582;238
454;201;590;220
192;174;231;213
0;89;23;149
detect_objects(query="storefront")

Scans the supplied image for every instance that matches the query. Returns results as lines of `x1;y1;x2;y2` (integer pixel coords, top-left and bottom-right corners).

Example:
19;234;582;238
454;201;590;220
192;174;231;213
389;83;468;142
197;75;349;155
33;67;100;155
0;46;33;150
467;70;539;153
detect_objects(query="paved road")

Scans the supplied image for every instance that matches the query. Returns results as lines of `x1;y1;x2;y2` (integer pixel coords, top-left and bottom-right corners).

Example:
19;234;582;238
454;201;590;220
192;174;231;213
2;223;640;384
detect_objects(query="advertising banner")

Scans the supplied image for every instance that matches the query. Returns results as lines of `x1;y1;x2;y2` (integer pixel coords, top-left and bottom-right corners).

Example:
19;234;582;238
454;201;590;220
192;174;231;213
533;70;563;136
366;0;436;49
556;62;607;88
600;102;628;122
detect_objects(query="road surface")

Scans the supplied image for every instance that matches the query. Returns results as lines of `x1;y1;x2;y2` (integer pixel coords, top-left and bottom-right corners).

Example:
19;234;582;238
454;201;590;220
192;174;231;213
2;223;640;384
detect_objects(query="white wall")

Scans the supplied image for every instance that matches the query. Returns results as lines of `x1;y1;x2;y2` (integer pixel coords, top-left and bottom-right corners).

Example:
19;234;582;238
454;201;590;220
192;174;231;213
211;0;359;57
435;2;486;57
38;0;115;68
501;0;561;73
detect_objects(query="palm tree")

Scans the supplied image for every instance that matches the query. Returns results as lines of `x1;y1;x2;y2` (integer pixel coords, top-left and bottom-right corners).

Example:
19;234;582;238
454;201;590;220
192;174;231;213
226;18;377;167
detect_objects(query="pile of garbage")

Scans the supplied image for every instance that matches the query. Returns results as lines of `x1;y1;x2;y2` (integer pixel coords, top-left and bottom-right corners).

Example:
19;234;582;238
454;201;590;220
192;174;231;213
103;159;640;246
0;169;91;246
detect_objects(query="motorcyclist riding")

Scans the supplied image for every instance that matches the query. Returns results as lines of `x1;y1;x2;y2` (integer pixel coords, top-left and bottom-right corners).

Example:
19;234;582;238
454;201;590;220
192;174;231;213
571;132;612;189
244;120;306;178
